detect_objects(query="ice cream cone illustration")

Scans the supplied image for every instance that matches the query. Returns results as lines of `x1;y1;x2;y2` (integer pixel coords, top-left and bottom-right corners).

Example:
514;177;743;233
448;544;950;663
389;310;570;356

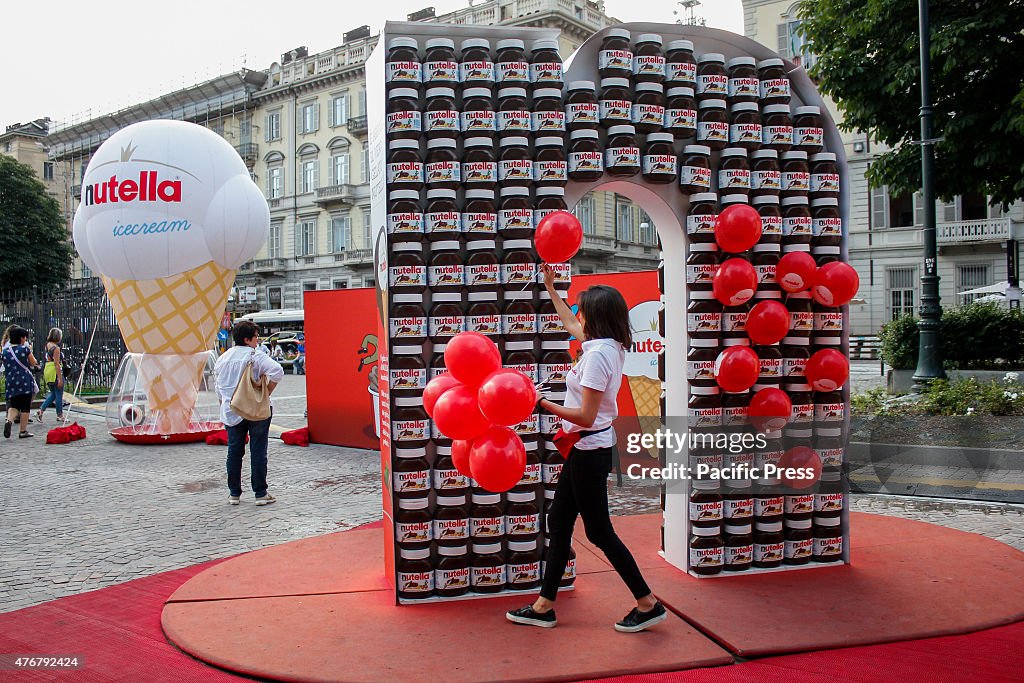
623;301;665;458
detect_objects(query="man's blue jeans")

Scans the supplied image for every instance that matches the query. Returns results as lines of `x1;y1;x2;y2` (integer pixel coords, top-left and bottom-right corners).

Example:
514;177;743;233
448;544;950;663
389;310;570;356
226;415;272;498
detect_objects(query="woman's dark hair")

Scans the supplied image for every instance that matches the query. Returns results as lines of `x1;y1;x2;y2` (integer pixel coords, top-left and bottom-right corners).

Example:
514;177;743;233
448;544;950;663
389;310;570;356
232;321;259;346
577;285;632;347
9;326;29;346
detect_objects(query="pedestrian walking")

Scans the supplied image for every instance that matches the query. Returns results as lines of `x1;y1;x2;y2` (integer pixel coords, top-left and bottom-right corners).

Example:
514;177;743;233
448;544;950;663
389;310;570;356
214;320;284;505
506;266;666;633
293;341;306;375
36;328;65;423
3;326;40;439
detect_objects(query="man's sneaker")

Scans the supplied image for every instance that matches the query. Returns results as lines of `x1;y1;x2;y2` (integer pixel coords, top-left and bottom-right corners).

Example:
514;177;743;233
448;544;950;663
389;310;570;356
614;601;668;633
228;495;240;505
506;605;557;628
255;494;277;506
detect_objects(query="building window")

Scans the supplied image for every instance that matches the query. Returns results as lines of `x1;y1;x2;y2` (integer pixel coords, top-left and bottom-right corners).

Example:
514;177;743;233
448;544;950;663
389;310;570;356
267;167;283;199
42;162;54;181
301;160;318;193
578;266;594;274
265;112;281;141
331;216;351;252
360;145;370;183
267;286;283;310
638;209;656;245
957;264;991;305
616;200;635;242
331;94;349;127
961;193;990;221
777;7;817;70
363;211;372;248
80;163;88;180
3;142;10;152
303;281;319;292
301;102;319;134
574;193;596;235
332;153;350;186
358;89;367;116
363;276;376;288
81;263;92;279
940;197;960;223
268;224;282;258
332;279;350;289
296;219;317;256
887;267;917;319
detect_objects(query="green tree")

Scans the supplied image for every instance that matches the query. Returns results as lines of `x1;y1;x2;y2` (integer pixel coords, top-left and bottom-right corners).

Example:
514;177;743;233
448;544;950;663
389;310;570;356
0;155;73;292
798;0;1024;207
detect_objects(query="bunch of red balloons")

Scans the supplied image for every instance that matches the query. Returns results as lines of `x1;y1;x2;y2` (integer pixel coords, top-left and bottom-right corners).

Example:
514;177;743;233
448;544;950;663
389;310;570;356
776;253;860;307
422;332;537;492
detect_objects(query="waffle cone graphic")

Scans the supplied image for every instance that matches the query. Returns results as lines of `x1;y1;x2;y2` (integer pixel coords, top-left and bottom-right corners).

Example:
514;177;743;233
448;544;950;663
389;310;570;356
628;376;663;459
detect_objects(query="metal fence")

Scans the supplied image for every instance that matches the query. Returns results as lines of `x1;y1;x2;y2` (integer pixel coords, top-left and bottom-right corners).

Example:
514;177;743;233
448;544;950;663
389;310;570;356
0;279;126;392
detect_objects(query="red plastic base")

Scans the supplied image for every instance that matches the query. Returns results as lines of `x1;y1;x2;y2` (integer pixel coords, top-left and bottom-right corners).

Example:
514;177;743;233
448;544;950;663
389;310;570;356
110;422;222;444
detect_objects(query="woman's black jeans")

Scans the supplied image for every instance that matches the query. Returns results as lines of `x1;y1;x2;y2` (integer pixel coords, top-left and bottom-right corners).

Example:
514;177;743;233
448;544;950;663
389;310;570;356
540;445;651;601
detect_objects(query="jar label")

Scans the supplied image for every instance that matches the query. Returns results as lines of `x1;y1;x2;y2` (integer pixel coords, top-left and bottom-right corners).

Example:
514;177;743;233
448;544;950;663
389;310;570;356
755;495;784;518
697;74;728;96
531;62;564;84
815;311;844;332
600;99;632;124
461;110;496;132
428;263;465;288
425;211;462;235
783;356;808;377
566;102;599;125
686;212;717;236
507;362;539;384
386;111;422;135
430;366;449;380
686;264;717;286
756;449;784;471
397;570;434;595
538;312;565;335
820;447;844;468
425;109;460;133
763;125;793;147
428;315;465;339
540;362;572;384
689;406;722;429
392;466;430;493
568;151;603;173
631;104;666;128
426;161;461;186
667;61;697;83
514;414;540;436
791;310;814;331
723;310;747;333
539;262;571;285
752;169;782;191
424;60;459;83
811;172;840;194
690;451;724;471
690;545;723;570
815;402;845;422
813;217;843;237
718;168;751;190
728;77;759;99
759;78;790;100
813;535;843;557
540;412;560;435
756;263;777;284
467;314;501;337
679;164;712;189
389;266;427;289
791;401;814;423
431;420;450;441
466;262;500;286
782;171;810;192
599;49;633;72
386;61;422;85
795;126;824;149
761;215;783;236
727;451;754;470
534;160;567;183
754;541;785;563
687;358;717;382
507;559;541;586
724;497;753;519
643;154;678;176
436;565;470;591
463;161;497;185
387;162;424;186
502;313;537;336
507;512;540;535
724;542;753;565
470;563;506;588
470;515;505;538
396;520;432;545
433;468;469;493
499;159;534;182
387;212;424;235
496;61;530;83
785;494;814;515
785;537;814;560
532;110;566;132
730;123;763;146
605;146;640;169
498;207;534;232
759;356;783;378
690;500;723;522
497;110;532;132
542;460;563;485
783;216;812;237
535;208;561;223
697;120;729;143
460;60;495;83
665;108;697;131
633;55;666;78
390;367;427;391
463;211;497;235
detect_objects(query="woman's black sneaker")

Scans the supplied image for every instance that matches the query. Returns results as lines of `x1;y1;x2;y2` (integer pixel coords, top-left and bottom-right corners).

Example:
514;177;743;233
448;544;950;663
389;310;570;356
615;601;668;633
506;605;557;628
3;421;11;439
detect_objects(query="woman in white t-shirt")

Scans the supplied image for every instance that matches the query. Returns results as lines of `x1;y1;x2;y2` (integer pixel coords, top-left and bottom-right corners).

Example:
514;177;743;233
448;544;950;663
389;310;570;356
507;266;666;634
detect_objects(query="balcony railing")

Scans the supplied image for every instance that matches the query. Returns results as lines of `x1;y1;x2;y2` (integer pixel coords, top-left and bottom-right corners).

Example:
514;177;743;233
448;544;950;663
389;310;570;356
332;249;373;265
937;218;1014;244
70;185;81;199
347;115;368;135
579;234;617;254
315;184;356;205
235;142;258;166
253;257;286;274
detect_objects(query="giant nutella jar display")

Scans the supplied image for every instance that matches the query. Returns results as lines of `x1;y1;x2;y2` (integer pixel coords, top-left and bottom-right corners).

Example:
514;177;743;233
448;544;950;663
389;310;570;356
462;138;498;190
632;34;666;83
387;88;422;140
495;38;529;88
459;38;495;88
598;28;633;79
696;99;729;150
532;89;566;136
461;88;497;136
423;38;459;88
529;39;564;90
424;87;460;139
386;37;422;91
565;80;599;131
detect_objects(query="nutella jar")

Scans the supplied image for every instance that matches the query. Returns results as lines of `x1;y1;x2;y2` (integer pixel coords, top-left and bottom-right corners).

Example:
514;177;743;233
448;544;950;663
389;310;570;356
783;518;814;565
688;386;722;432
395;497;432;550
689;525;724;575
720;193;749;210
813;246;841;268
505;490;541;542
532;89;566;135
757;58;790;105
755;343;783;386
812;515;843;562
782;337;811;383
726;56;759;104
722;389;750;429
388;243;427;302
665;40;697;89
463;190;497;236
538;295;567;342
425;188;462;241
781;151;810;198
816;427;845;471
397;547;434;600
599;77;633;128
502;296;537;344
722;301;750;340
679;145;712;193
502;239;537;290
633;34;666;82
718;148;751;195
497;88;532;136
688;338;720;387
565;80;599;131
460;88;496;136
786;382;815;426
781;196;812;246
686;243;720;293
696;99;729;150
470;542;507;593
435;544;470;597
810;153;840;198
541;447;563;492
723;479;754;523
540;344;573;394
499;138;533;187
434;453;470;502
465;239;500;291
392;436;430;497
534;137;568;187
750;149;781;197
690;480;724;527
686;193;718;242
752;243;781;291
470;493;505;542
729;102;762;150
467;292;501;341
387;140;424;191
665;87;697;139
632;82;665;133
785;491;815;523
813;302;843;347
429;240;464;295
387;190;424;242
506;540;542;590
386;88;422;140
786;291;814;337
815;390;845;430
753;195;783;243
425;139;461;190
506;343;538;385
754;493;784;525
696;53;728;100
753;521;785;568
514;416;542;455
793;106;824;154
430;346;448;381
459;38;495;88
423;38;458;88
424;87;460;138
811;198;842;247
605;125;640;176
535;186;568;223
598;28;633;79
761;104;793;152
390;350;427;402
755;430;785;482
386;37;422;90
530;39;564;89
499;187;534;239
568;129;604;180
642;132;677;184
462;137;497;189
495;38;529;87
723;522;753;572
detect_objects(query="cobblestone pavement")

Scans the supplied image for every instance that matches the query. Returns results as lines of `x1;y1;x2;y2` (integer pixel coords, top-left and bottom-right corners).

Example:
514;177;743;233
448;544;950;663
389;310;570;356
850;359;887;393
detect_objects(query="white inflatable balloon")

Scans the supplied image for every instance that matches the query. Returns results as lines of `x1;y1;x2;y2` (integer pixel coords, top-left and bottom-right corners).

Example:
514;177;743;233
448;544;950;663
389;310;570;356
73;120;269;280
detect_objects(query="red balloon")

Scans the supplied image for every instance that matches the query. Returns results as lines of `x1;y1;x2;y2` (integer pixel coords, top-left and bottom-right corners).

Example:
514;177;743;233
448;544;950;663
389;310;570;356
746;300;791;345
813;261;860;307
776;251;818;293
712;258;758;306
777;446;822;489
535;210;583;263
714;204;762;253
423;374;462;417
748;388;793;432
432;384;492;441
469;426;527;493
477;369;538;426
452;440;473;478
714;345;760;392
444;331;501;387
806;348;850;392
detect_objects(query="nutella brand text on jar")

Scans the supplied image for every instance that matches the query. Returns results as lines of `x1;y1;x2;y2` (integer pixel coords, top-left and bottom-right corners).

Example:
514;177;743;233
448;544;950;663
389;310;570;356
565;81;599;130
462;137;497;189
665;40;697;88
632;34;666;82
424;38;459;87
386;88;422;139
726;57;759;103
679;144;712;193
387;140;424;190
632;82;666;133
757;58;790;104
530;39;564;88
718;148;751;194
793;106;825;154
387;190;423;239
568;129;604;180
425;139;461;189
461;88;497;134
605;125;641;176
598;29;633;79
729;102;762;150
761;105;793;152
424;87;460;138
696;53;727;100
495;38;529;87
497;87;532;135
665;86;697;139
696;99;728;150
810;153;840;198
459;38;494;87
599;77;633;128
642;132;677;183
386;38;422;89
534;137;568;186
532;88;566;134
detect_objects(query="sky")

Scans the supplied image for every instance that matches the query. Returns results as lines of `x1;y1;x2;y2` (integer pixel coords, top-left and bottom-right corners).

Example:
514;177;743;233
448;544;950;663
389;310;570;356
2;0;743;129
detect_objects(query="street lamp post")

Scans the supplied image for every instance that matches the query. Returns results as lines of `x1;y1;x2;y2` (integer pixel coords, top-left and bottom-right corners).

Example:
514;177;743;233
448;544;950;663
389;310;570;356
912;0;946;389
